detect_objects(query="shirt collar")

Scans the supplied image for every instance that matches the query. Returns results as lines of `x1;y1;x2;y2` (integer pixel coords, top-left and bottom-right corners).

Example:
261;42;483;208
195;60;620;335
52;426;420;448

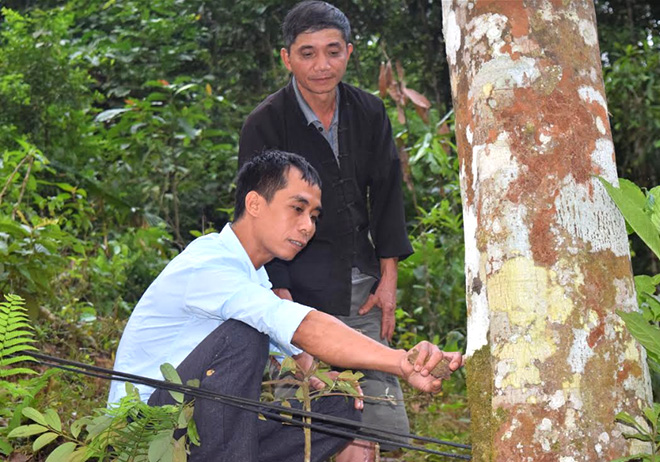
292;76;340;127
219;224;271;289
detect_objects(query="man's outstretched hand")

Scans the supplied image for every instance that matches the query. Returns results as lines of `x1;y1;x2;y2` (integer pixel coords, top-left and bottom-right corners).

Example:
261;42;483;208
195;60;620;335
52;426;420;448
398;341;463;393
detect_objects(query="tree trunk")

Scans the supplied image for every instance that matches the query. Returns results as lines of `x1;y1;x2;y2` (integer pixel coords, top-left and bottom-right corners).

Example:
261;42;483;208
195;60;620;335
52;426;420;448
442;1;653;460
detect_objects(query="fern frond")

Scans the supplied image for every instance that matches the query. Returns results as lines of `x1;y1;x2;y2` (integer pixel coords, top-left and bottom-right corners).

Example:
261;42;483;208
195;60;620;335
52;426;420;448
0;294;36;377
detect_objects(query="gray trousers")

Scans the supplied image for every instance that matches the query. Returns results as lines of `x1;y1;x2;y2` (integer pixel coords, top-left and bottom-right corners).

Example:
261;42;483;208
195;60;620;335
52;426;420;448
149;320;361;462
336;270;410;450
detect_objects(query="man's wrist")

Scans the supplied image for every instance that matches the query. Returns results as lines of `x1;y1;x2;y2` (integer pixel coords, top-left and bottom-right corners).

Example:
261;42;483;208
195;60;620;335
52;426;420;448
393;349;409;379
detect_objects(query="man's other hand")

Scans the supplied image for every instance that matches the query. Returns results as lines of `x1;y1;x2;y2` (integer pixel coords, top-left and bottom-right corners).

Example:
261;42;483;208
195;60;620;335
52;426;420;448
358;258;399;342
273;288;294;301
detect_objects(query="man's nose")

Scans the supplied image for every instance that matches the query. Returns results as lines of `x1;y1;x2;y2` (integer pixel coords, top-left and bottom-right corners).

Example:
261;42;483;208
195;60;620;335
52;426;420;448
314;56;331;71
300;215;315;236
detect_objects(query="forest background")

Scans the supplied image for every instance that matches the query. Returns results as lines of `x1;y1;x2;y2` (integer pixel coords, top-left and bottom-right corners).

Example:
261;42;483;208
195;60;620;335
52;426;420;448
0;0;659;460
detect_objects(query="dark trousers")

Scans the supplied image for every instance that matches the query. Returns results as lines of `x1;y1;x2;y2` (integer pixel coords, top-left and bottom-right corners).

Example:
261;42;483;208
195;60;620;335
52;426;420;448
148;320;361;461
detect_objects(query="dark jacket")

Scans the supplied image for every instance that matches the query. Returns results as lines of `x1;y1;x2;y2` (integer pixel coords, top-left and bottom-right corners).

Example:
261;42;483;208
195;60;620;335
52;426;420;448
238;81;412;316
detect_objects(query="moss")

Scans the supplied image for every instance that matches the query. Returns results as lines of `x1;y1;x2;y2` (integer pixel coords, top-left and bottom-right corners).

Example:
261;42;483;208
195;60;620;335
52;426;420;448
467;345;495;461
531;65;563;96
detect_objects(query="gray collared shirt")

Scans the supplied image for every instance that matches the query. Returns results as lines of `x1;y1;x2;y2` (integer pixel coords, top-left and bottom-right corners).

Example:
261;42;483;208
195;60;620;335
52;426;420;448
292;77;340;162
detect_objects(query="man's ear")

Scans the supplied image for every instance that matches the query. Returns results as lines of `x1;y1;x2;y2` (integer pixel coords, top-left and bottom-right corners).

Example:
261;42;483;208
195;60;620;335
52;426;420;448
245;191;263;218
281;47;292;72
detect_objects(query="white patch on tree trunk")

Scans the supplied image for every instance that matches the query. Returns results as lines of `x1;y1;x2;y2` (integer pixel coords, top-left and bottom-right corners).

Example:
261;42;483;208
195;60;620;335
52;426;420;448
549;390;566;410
443;8;461;67
568;328;594;373
591;138;617;183
554;175;629;257
579;18;599;47
467;13;508;53
578;85;608;111
470;56;541;99
485;202;531;275
463;201;490;358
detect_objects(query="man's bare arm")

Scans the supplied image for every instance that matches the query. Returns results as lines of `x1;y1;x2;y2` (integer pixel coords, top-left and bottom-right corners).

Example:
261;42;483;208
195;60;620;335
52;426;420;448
291;310;461;393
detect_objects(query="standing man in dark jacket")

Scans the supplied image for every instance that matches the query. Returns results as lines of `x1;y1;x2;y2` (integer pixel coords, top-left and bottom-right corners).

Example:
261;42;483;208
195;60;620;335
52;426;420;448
238;2;413;460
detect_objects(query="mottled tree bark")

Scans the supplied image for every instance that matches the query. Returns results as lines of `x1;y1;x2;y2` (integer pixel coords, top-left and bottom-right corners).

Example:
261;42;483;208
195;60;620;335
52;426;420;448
442;1;652;460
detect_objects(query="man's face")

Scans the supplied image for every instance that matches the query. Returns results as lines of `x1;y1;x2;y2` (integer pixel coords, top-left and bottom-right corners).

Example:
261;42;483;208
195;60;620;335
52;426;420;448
254;167;322;263
281;28;353;97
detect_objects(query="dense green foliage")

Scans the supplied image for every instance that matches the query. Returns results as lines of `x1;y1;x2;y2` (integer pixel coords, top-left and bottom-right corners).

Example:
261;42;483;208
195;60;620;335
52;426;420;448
0;0;659;459
601;177;660;461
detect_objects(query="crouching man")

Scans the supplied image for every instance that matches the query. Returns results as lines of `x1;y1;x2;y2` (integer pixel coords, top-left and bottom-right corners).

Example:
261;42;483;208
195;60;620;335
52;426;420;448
108;150;462;461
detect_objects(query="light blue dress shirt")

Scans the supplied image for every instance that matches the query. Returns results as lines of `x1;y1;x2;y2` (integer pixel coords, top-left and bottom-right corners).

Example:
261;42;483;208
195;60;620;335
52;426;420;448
107;224;314;404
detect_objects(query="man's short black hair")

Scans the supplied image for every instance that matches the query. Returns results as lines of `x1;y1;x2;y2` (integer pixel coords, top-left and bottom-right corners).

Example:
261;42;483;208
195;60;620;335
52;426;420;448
282;1;351;50
234;149;322;221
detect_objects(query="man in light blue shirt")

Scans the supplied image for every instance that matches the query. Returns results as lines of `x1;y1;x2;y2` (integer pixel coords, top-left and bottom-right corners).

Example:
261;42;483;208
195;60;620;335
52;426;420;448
109;150;462;461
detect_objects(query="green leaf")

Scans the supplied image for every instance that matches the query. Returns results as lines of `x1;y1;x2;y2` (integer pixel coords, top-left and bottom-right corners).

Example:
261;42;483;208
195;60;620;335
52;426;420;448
0;221;30;237
21;407;47;426
337;371;364;381
161;363;184;403
172;435;187;462
95;108;131;123
615;410;644;431
635;275;660;296
45;441;77;462
69;447;90;462
148;431;173;462
8;424;48;437
174;83;197;95
618;310;660;359
0;367;37;377
610;454;652;462
187;418;200;446
0;438;13;455
314;371;335;387
70;418;85;439
599;177;660;260
84;415;113;441
33;432;59;451
43;409;62;432
279;357;298;376
160;363;182;384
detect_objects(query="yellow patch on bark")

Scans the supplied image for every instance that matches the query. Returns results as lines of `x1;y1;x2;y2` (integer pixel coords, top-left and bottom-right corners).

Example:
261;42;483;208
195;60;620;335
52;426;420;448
488;257;577;389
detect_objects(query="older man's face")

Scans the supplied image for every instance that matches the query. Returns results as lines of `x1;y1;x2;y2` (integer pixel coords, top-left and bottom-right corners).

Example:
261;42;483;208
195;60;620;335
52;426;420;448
281;28;352;99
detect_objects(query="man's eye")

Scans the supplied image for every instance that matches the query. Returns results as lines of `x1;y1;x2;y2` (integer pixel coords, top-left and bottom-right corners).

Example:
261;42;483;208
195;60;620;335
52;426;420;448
302;52;313;58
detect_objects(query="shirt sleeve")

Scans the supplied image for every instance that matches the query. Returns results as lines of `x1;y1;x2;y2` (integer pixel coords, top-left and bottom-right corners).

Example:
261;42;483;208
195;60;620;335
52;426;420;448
183;265;312;356
368;101;414;261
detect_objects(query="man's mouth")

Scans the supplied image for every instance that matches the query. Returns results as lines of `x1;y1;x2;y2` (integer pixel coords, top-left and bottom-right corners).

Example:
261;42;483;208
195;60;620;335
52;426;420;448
288;239;306;248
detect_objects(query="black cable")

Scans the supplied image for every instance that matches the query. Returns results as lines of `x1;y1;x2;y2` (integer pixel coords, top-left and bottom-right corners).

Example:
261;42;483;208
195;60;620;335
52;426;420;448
43;360;472;461
20;351;472;459
25;350;470;450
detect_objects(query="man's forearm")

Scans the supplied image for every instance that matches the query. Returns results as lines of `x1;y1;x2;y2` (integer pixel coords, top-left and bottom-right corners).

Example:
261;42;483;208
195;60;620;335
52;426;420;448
379;257;398;281
292;310;406;377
